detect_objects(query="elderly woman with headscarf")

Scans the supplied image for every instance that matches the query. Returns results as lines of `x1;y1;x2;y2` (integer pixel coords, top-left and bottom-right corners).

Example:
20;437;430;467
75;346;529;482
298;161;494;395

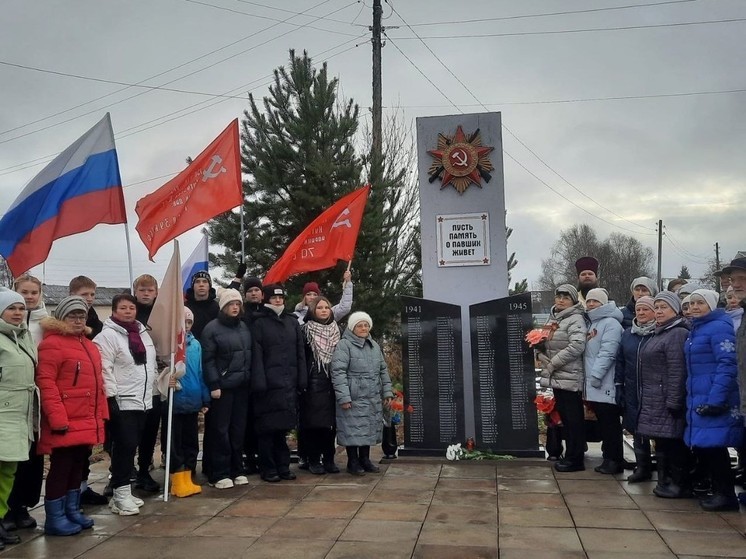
636;291;691;499
36;297;107;535
615;296;657;482
537;285;588;472
0;288;37;551
684;289;743;511
621;277;659;330
331;312;393;476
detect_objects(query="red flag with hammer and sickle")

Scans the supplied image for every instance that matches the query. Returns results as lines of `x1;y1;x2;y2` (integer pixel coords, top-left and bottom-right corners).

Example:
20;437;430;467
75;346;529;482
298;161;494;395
135;119;242;260
263;185;371;284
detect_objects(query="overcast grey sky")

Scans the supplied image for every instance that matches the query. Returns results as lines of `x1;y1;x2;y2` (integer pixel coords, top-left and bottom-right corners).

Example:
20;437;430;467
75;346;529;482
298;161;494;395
1;0;744;289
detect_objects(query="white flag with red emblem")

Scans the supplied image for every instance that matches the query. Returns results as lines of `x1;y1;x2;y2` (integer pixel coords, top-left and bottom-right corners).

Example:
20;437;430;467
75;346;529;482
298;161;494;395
147;240;186;375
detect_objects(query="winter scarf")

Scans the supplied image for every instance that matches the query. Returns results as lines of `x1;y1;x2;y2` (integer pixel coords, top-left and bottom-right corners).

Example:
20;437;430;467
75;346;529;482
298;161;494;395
264;303;285;316
631;318;656;337
303;319;341;374
110;316;146;365
217;312;241;328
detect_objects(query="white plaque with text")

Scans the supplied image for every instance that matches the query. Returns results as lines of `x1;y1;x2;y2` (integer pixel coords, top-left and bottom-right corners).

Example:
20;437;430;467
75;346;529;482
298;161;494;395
436;212;490;267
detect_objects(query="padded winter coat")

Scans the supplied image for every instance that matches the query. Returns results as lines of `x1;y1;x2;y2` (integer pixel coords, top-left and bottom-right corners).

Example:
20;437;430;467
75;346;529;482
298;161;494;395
250;307;307;434
620;298;636;331
93;318;157;412
36;318;108;455
538;303;587;393
0;319;38;462
684;309;743;448
636;317;689;439
615;322;655;432
173;332;210;414
331;329;393;446
583;303;624;404
201;313;251;392
299;322;343;430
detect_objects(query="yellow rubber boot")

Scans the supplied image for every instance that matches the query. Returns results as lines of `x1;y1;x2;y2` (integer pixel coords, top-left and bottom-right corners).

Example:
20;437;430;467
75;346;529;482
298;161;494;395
170;471;196;498
185;472;202;495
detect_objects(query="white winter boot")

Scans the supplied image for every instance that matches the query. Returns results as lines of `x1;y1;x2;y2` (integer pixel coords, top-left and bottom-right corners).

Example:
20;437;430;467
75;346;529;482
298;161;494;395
109;486;141;516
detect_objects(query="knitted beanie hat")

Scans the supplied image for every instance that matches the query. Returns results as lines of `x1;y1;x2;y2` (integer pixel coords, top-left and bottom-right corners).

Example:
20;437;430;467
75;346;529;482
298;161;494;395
630;276;659;297
654;291;681;314
347;311;373;332
585;288;609;305
0;287;25;314
555;284;579;304
53;296;88;320
218;289;242;310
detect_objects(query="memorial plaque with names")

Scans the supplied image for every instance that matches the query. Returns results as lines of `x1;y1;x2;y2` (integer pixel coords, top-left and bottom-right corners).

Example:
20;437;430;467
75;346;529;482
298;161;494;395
401;296;465;451
469;292;541;456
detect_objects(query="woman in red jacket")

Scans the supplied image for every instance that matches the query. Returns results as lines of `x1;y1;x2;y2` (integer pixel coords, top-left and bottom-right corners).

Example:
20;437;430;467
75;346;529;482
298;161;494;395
36;297;107;536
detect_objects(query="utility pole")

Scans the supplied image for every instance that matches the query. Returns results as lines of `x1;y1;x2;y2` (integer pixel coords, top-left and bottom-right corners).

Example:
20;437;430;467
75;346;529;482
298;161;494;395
657;220;663;290
370;0;383;184
714;242;721;293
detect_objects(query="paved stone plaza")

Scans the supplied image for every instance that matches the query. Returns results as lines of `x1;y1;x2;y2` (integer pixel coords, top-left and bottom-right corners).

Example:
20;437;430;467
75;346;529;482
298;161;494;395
1;448;745;559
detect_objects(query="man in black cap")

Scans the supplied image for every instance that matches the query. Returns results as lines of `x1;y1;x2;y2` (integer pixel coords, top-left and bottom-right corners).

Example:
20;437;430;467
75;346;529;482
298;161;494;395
185;270;219;340
575;256;600;309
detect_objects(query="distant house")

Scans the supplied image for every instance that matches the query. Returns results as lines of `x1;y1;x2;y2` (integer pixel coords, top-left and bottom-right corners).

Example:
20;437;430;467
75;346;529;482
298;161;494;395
43;284;129;322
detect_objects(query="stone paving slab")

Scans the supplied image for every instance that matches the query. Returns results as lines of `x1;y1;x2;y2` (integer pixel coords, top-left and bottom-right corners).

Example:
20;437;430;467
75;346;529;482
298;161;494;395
1;446;745;558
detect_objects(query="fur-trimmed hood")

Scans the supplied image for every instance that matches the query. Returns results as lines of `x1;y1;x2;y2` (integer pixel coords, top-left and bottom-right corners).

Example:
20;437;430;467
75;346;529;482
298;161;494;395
40;316;92;337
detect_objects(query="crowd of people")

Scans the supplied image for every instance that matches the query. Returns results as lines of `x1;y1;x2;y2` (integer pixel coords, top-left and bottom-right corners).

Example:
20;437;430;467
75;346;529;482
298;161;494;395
0;266;394;547
538;255;746;513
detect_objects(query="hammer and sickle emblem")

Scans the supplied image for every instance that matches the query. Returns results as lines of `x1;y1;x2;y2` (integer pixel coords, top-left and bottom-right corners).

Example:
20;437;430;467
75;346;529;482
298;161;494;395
202;155;227;182
451;148;468;167
332;207;352;229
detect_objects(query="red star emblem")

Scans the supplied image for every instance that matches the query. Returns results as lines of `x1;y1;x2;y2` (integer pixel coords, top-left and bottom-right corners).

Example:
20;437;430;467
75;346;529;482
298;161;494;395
428;126;494;194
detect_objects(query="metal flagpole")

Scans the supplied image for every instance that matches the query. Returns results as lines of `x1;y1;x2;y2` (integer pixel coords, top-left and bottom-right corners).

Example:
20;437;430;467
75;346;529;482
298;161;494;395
163;352;175;502
123;223;135;289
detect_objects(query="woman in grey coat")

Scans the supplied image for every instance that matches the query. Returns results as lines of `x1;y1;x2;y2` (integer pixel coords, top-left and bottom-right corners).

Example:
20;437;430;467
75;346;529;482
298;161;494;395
331;312;393;475
538;285;588;472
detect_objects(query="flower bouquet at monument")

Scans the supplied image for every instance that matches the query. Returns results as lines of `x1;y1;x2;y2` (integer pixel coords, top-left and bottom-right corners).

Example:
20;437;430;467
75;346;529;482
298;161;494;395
525;323;558;351
534;391;562;427
445;442;514;461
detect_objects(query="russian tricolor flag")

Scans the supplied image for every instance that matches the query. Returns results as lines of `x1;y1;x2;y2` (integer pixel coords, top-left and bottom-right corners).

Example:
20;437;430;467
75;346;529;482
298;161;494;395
180;235;209;293
0;113;127;276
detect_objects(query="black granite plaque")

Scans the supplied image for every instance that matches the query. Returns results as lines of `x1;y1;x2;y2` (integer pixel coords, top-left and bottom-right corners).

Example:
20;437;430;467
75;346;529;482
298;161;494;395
401;296;465;450
470;292;541;455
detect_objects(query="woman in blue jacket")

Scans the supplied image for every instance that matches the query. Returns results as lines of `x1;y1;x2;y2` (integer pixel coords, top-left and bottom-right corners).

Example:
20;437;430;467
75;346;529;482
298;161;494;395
684;289;743;511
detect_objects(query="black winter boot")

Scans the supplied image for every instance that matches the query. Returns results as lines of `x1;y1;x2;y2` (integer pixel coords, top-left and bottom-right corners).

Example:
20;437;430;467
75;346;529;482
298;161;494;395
627;447;652;483
358;446;380;473
654;462;692;499
346;447;365;476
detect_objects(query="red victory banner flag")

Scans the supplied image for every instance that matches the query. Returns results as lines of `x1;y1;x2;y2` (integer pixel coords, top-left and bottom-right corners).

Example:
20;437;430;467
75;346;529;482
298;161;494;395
263;185;371;284
135;119;242;260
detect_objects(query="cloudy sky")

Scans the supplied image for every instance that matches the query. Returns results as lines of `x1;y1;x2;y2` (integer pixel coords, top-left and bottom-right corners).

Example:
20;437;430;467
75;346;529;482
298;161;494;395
1;0;744;290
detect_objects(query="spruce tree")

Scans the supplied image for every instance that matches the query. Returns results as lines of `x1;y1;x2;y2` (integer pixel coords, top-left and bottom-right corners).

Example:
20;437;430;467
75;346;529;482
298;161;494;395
209;50;362;307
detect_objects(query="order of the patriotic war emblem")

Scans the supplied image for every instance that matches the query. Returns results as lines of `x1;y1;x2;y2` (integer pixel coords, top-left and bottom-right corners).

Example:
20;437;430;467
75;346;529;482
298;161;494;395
427;126;494;194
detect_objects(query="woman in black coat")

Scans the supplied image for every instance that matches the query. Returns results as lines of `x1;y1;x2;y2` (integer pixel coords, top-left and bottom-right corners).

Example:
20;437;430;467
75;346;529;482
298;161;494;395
299;297;342;475
201;289;252;490
636;291;691;499
250;285;307;482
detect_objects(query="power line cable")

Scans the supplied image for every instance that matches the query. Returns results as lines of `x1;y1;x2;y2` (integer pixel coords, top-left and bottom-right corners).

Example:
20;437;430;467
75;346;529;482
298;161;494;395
385;3;657;235
386;17;746;40
664;235;709;265
407;0;699;27
0;0;338;138
0;0;355;146
180;0;361;37
385;34;655;237
233;0;369;27
0;37;365;181
664;228;711;261
374;87;746;108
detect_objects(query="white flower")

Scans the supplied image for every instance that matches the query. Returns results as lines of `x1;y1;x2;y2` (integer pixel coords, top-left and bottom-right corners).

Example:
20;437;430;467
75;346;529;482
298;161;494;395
446;443;463;461
720;339;736;353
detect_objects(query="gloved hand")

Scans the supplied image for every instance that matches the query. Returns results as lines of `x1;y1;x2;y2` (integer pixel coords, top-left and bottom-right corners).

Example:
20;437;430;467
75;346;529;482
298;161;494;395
236;262;247;278
667;407;685;419
695;404;729;416
590;377;602;389
614;389;625;409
